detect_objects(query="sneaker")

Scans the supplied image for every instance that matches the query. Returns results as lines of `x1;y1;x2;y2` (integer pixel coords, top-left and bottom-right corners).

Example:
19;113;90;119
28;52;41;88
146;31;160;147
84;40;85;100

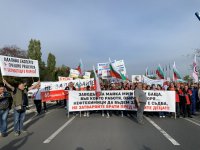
163;116;166;118
1;133;8;137
87;112;90;117
20;130;28;134
106;113;110;118
102;113;105;117
14;132;20;136
83;113;87;117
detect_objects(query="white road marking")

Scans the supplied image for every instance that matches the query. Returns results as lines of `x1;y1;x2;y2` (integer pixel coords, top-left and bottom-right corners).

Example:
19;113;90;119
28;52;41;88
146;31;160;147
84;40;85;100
191;118;200;123
43;115;76;144
184;118;200;127
145;116;180;146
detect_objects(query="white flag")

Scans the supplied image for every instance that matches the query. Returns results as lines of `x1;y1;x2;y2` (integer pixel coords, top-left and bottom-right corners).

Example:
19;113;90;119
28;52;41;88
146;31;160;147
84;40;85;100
193;54;198;82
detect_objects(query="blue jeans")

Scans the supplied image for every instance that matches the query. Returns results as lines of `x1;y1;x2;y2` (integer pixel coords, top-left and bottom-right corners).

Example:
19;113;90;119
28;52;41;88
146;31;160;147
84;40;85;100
0;108;9;134
14;108;26;132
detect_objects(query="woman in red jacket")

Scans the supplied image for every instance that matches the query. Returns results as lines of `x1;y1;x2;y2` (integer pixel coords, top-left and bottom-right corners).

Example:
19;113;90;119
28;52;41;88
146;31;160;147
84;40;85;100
169;83;180;118
183;85;192;118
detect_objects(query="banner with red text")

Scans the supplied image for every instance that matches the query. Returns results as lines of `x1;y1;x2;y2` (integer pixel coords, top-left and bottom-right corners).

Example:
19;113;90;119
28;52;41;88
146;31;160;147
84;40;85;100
68;90;175;112
0;55;39;77
58;76;73;81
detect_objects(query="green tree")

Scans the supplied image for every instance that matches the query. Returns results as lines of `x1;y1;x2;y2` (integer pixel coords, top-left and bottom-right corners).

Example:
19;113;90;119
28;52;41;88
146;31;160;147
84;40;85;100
183;75;193;83
0;46;27;58
54;65;70;80
28;39;47;80
46;52;56;81
28;39;42;65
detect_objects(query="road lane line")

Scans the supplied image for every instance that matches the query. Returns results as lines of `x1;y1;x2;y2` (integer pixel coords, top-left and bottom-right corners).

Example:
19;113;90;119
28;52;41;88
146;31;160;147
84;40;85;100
43;115;76;144
191;118;200;123
145;116;180;146
183;118;200;127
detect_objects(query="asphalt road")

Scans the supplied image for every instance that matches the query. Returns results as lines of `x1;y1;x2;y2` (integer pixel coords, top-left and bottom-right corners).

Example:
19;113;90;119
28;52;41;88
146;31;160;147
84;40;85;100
0;106;200;150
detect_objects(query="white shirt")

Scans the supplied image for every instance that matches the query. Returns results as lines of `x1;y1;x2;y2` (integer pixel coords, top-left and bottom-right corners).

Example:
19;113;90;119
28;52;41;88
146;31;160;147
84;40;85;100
34;88;44;100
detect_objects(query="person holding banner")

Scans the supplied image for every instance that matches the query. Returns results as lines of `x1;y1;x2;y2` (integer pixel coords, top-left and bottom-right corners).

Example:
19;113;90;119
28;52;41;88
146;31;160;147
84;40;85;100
3;79;38;136
65;82;77;115
157;84;166;118
173;83;181;118
83;86;91;117
134;83;147;125
64;82;76;108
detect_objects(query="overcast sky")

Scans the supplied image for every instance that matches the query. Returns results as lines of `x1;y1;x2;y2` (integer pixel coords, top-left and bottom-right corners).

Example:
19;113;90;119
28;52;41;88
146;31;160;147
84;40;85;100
0;0;200;77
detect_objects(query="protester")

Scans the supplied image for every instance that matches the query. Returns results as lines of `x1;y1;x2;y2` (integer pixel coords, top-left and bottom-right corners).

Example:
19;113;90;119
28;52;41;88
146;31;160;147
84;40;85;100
146;85;151;90
83;86;91;117
174;83;181;118
101;83;107;117
157;84;165;118
3;79;38;136
0;84;12;137
191;83;198;115
179;83;186;118
65;82;77;115
134;82;147;124
32;81;47;115
183;85;192;118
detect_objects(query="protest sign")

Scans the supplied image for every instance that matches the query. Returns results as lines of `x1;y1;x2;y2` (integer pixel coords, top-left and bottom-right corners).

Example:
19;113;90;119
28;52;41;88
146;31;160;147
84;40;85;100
41;90;68;102
83;72;91;79
68;90;175;112
0;55;39;77
58;76;73;81
32;78;94;92
142;75;165;86
97;60;126;77
69;69;80;78
132;75;142;82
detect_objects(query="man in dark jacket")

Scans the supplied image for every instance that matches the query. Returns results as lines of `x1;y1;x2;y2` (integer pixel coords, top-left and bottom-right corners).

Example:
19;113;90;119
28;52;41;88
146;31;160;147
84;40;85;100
0;84;12;137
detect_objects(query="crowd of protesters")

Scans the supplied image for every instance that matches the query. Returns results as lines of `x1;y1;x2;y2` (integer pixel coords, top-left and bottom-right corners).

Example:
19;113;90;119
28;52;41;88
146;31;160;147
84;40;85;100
97;81;200;119
0;78;200;138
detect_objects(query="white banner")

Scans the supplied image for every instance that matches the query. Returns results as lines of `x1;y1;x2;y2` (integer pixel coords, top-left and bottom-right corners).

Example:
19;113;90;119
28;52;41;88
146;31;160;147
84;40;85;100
36;78;94;91
58;76;73;81
132;75;142;82
68;90;175;112
97;60;126;77
142;75;165;86
69;69;80;78
0;55;39;77
83;72;91;79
